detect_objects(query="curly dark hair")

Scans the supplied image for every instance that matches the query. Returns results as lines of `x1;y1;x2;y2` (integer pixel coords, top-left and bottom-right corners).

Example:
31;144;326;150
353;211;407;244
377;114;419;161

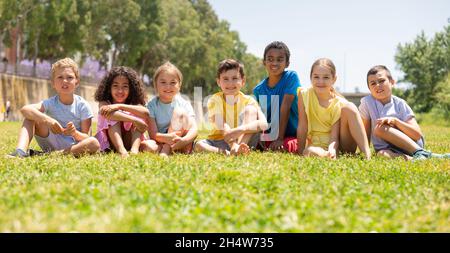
94;66;147;105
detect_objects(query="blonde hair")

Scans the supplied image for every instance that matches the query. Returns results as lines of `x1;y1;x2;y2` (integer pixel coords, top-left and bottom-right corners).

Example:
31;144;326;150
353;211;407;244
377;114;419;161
153;61;183;90
51;58;79;81
310;58;342;97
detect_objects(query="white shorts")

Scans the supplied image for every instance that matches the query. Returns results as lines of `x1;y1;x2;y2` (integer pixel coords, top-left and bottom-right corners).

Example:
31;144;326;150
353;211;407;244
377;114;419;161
35;131;76;152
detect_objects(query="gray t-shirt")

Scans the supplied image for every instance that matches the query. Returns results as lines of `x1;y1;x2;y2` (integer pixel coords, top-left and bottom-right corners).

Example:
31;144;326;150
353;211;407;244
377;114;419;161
146;95;195;133
359;95;416;151
42;95;93;131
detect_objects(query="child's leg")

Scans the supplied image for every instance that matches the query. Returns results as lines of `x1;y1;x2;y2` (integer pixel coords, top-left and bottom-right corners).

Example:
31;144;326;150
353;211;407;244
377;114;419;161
303;146;329;157
63;137;100;156
129;131;142;155
107;122;128;157
194;140;230;155
168;107;189;135
377;149;412;160
140;139;159;153
237;105;258;145
159;143;171;157
16;119;49;151
167;108;192;154
339;103;371;159
373;124;420;155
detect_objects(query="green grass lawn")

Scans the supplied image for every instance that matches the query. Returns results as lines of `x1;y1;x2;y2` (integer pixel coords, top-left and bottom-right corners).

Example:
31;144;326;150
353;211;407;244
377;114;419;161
0;121;449;232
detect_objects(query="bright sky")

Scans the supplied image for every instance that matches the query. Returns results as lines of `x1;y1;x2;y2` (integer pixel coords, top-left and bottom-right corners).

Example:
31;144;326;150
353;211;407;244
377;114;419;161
208;0;450;92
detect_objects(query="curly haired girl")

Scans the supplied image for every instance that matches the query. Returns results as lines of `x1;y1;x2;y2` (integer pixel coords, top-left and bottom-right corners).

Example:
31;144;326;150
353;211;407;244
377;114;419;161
94;66;150;158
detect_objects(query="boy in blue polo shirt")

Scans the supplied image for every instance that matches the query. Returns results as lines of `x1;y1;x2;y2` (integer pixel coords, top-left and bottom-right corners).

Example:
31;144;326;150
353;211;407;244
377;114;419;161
253;41;301;152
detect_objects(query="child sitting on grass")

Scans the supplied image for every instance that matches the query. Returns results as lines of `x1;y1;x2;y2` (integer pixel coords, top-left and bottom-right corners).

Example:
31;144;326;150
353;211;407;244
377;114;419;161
94;66;150;158
7;58;100;158
195;59;268;155
141;62;198;157
360;65;450;160
297;58;371;159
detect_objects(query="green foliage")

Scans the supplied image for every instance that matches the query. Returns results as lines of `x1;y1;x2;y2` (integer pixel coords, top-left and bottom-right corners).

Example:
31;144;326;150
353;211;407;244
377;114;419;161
434;73;450;120
0;122;449;232
395;25;450;113
0;0;266;95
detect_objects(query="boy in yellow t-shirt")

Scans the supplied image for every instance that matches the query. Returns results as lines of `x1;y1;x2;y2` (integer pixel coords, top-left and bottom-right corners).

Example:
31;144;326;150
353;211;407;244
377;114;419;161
195;59;268;155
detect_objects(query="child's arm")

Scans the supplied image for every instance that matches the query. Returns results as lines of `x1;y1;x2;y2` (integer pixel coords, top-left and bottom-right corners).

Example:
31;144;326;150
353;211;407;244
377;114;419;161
328;120;340;159
377;117;422;141
223;106;269;142
269;94;295;149
20;102;64;134
297;93;308;155
99;102;147;133
147;117;178;144
104;103;150;119
362;118;372;145
64;119;92;142
171;117;198;151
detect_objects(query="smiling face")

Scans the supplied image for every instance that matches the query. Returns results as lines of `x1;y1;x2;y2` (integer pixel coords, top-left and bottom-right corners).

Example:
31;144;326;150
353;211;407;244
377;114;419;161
311;65;337;95
156;70;181;103
110;75;130;104
367;70;395;104
263;48;288;77
52;67;79;96
217;68;245;96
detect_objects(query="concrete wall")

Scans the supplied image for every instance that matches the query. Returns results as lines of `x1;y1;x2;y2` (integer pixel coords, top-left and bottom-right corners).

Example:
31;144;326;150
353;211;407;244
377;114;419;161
0;74;204;124
0;73;98;121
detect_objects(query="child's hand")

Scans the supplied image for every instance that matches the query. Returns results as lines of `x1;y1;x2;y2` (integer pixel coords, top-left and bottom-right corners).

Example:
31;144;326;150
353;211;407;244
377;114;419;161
63;121;77;136
133;119;148;133
268;139;284;151
45;117;64;134
376;117;397;127
223;128;243;144
327;148;337;160
170;137;186;151
100;104;120;118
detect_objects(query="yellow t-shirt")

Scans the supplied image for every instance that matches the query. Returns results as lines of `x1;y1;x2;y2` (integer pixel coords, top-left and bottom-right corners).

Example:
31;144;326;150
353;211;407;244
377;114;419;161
207;91;259;140
301;87;347;148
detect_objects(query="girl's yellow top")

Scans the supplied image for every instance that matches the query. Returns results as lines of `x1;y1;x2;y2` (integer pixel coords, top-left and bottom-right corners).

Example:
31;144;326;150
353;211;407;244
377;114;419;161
301;87;347;148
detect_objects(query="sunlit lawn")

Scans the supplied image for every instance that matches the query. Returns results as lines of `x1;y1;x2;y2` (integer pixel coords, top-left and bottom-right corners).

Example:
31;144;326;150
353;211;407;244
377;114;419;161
0;121;449;232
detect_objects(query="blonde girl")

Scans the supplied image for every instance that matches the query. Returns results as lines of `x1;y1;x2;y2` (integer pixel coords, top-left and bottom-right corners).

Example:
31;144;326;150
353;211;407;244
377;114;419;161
297;58;371;159
141;62;198;156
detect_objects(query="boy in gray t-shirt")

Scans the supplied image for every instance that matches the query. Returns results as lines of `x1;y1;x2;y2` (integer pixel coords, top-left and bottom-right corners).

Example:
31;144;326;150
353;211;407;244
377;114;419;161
359;65;449;160
7;58;100;158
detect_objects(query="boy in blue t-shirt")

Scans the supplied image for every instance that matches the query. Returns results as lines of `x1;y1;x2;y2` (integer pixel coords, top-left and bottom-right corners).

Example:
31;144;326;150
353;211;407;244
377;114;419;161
7;58;100;157
253;41;301;152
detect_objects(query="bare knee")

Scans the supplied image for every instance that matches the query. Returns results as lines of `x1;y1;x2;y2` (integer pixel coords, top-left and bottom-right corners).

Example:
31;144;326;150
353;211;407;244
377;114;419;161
84;137;100;153
194;141;206;152
341;102;358;117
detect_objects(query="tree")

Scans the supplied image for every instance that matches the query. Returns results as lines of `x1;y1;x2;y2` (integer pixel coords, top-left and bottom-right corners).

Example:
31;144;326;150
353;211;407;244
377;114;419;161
395;25;449;113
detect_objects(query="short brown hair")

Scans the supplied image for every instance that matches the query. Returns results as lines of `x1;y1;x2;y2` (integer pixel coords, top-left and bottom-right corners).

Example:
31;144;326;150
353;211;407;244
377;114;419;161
216;59;245;79
367;65;393;86
51;58;79;81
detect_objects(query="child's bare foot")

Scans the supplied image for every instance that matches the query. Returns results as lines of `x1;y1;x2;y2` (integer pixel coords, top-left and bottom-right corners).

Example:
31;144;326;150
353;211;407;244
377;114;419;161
120;152;129;158
230;143;250;156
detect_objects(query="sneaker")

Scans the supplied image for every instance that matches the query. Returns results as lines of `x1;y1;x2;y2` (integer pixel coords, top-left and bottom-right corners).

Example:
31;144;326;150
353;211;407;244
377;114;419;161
6;148;29;158
412;149;432;160
430;152;450;159
29;149;45;157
